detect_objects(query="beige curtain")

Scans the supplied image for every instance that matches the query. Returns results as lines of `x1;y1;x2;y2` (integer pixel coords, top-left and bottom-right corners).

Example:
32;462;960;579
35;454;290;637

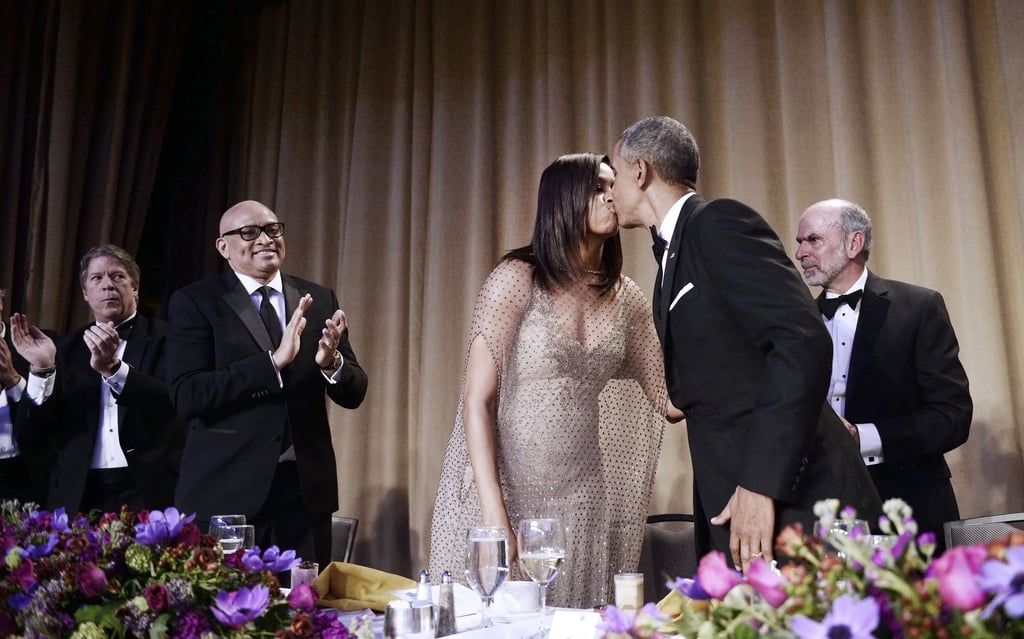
6;0;1021;577
221;0;1024;575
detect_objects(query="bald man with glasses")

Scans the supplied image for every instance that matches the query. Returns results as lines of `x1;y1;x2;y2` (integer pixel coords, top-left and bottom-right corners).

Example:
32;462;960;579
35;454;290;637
167;200;368;569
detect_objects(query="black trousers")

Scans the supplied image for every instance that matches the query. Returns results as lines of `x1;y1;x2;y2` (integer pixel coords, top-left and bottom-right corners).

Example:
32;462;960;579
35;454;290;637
251;461;332;576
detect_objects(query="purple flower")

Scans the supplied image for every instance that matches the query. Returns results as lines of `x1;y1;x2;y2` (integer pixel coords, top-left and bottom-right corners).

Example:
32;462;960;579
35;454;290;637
77;562;108;597
288;582;319;611
175;610;212;639
134;507;195;546
210;584;270;628
23;532;58;559
790;594;880;639
241;545;300;573
669;576;711;600
928;545;987;611
747;558;787;607
10;559;37;590
597;605;636;633
979;545;1024;619
695;550;742;599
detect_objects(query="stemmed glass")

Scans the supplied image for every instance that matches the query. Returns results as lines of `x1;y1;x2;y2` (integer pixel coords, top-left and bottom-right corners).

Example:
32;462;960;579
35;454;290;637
465;526;510;628
517;518;566;637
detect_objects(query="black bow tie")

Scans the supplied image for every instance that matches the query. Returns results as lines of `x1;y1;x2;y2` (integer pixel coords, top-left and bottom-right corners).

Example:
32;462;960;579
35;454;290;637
114;317;135;340
651;225;668;263
818;291;863;319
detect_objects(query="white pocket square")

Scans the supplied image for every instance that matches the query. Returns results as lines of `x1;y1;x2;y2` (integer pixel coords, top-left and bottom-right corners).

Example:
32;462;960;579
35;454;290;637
669;282;695;310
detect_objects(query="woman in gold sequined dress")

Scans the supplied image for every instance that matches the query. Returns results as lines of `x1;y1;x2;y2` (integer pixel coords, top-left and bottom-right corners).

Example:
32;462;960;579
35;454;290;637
428;153;683;608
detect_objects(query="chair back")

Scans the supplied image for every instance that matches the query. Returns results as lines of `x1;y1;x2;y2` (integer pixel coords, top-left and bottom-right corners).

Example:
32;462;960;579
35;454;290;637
638;513;696;602
331;515;359;563
944;513;1024;549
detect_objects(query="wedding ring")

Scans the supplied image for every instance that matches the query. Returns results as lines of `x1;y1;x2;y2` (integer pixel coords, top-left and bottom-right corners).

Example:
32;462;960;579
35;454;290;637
752;552;764;558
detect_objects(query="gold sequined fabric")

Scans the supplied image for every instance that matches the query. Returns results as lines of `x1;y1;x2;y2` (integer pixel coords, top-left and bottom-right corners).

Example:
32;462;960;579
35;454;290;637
428;259;669;608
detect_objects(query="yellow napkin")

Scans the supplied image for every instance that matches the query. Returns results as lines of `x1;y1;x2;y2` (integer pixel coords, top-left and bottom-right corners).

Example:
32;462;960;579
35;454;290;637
657;588;709;618
313;562;417;612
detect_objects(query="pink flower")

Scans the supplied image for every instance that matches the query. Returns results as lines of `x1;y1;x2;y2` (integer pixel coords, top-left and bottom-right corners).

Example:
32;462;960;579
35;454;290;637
747;557;787;607
696;551;742;599
928;545;987;611
288;582;318;611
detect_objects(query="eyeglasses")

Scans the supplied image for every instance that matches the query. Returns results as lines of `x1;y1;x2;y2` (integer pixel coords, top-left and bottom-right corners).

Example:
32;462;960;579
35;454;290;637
221;222;286;241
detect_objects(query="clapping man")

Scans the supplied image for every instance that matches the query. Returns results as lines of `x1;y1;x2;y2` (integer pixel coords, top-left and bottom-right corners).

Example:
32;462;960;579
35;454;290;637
168;200;367;568
10;246;182;514
795;198;971;552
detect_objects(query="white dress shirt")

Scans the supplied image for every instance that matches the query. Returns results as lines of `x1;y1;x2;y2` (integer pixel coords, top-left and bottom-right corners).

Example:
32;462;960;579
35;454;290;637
656;192;697;287
822;269;883;465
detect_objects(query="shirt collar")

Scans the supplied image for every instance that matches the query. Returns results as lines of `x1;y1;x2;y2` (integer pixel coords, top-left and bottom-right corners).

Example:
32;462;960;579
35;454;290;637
825;269;868;299
233;271;283;296
657;192;697;244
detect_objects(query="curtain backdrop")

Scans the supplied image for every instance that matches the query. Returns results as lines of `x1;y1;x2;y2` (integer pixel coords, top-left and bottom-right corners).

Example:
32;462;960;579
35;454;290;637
3;0;1022;577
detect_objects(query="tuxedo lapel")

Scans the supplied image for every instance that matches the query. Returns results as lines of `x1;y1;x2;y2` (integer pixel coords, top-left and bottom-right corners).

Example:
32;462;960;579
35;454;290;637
221;273;275;352
659;195;701;326
848;274;889;396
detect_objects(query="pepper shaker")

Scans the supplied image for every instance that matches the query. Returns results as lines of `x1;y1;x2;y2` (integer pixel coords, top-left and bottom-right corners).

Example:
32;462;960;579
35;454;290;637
436;571;457;637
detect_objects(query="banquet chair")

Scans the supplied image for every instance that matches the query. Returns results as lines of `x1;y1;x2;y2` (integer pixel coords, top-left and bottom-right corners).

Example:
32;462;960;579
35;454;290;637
638;513;696;602
331;515;359;563
944;513;1024;549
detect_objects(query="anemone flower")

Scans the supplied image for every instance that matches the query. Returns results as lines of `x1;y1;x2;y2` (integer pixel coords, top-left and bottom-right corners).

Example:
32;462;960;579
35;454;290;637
598;605;636;633
135;507;195;546
211;585;271;629
979;545;1024;619
668;576;711;600
241;545;300;573
790;594;879;639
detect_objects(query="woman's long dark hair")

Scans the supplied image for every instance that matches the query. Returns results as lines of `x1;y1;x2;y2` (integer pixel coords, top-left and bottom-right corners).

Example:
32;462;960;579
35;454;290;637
502;153;622;295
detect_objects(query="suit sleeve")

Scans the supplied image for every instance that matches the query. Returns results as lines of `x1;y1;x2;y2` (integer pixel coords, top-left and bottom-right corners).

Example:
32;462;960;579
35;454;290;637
695;201;833;501
874;290;972;464
323;288;368;409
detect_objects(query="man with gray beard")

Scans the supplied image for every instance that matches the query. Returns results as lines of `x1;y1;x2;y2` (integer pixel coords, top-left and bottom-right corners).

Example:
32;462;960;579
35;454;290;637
795;198;972;553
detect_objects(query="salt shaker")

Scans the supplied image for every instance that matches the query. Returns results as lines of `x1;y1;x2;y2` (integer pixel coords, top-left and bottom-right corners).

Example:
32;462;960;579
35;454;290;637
436;571;457;637
416;570;431;603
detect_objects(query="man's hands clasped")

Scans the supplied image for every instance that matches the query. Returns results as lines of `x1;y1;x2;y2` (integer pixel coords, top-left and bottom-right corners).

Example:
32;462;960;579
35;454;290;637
270;294;347;373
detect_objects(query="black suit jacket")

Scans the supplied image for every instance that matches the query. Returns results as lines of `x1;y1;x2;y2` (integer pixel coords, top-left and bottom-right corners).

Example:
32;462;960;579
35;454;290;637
14;314;182;513
168;271;367;521
2;330;52;503
838;271;971;545
654;195;882;558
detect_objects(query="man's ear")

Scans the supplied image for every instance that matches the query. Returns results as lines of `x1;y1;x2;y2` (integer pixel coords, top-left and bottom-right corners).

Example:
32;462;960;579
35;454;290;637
215;237;229;259
635;157;650;189
846;230;865;258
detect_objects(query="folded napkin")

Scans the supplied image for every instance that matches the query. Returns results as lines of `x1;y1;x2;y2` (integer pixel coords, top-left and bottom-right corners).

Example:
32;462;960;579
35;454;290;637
314;561;417;612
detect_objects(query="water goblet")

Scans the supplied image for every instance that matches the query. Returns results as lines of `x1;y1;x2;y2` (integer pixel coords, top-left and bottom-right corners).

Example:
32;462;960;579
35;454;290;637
816;518;869;560
213;523;255;552
209;514;246;534
517;518;566;637
465;526;509;628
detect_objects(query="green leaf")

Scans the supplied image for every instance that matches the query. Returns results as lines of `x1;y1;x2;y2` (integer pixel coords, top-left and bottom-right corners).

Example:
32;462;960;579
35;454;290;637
74;602;124;633
148;613;170;639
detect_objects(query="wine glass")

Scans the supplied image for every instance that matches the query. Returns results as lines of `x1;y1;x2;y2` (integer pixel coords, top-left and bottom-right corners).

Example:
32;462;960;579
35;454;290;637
517;518;566;636
209;514;246;535
465;526;509;628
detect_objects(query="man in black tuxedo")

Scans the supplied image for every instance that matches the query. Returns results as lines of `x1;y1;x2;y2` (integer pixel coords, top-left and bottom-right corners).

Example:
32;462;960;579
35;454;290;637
795;198;971;552
0;288;47;504
168;200;367;568
10;246;182;514
612;116;881;571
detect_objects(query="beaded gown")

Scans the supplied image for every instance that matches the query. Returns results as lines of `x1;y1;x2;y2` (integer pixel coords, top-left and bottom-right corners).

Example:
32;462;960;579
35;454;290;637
428;259;670;608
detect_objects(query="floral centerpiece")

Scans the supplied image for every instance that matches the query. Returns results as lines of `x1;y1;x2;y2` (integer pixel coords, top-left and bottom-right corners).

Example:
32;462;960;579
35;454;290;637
601;499;1024;639
0;500;373;638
